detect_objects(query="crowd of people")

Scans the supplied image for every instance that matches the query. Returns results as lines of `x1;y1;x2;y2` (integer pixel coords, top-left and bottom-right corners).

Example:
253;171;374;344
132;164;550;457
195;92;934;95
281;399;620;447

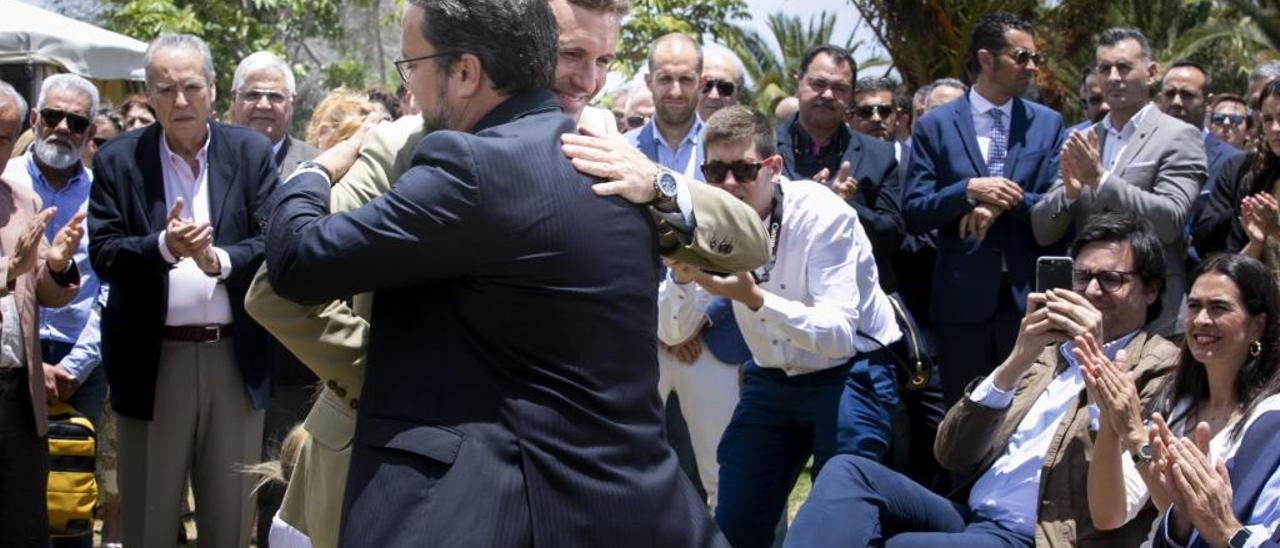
4;1;1280;547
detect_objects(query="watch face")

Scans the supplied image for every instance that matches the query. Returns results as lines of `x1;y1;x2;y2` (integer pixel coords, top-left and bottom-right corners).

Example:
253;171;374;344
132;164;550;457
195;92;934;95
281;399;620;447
1139;444;1153;460
658;172;679;196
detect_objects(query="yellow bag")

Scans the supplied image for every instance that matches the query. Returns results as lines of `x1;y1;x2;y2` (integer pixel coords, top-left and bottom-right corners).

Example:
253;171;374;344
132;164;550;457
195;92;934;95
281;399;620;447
46;402;97;538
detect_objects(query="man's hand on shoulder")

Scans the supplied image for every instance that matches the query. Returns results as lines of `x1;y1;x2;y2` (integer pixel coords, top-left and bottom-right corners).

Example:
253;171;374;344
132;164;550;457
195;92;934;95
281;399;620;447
307;113;383;184
561;125;659;204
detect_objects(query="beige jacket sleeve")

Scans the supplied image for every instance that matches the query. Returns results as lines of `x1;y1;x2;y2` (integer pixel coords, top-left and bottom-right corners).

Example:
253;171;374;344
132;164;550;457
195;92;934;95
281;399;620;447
245;116;427;401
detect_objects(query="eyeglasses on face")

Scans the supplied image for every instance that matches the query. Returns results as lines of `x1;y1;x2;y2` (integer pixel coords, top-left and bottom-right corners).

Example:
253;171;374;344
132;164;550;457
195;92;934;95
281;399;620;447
852;104;894;119
39;108;91;134
701;160;763;184
238;89;289;105
92;137;108;147
393;50;456;82
702;79;736;97
1211;113;1246;126
1072;269;1134;293
1005;48;1046;67
626;115;646;129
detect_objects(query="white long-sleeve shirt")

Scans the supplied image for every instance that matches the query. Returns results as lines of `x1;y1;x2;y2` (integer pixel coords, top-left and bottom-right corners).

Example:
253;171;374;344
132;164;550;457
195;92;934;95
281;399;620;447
657;177;901;376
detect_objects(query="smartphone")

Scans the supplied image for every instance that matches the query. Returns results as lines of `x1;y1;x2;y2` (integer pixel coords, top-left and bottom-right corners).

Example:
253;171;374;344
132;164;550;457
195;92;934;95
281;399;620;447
1036;256;1074;293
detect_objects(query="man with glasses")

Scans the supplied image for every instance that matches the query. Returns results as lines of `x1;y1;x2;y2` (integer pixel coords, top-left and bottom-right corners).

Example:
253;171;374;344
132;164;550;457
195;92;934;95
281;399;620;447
788;212;1177;547
659;105;902;548
904;12;1065;407
1209;94;1250;150
697;47;742;122
1033;28;1207;337
2;78;107;520
230;51;319;179
88;34;281;547
848;76;899;144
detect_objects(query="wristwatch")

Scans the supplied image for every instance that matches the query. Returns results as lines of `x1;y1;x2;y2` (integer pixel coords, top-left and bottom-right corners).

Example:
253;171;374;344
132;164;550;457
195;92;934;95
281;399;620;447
1228;527;1252;548
649;168;679;213
1130;443;1154;466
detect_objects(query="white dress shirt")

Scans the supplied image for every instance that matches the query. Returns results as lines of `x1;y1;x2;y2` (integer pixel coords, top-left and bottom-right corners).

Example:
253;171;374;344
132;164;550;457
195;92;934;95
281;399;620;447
658;177;901;376
156;129;233;326
970;89;1014;162
1101;103;1156;172
966;331;1138;538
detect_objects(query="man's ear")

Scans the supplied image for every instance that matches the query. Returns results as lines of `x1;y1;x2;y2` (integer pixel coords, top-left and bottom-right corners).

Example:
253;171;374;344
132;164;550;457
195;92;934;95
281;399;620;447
452;53;485;97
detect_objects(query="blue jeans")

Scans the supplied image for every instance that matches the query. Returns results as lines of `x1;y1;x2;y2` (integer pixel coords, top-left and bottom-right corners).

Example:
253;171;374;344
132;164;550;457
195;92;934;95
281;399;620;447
43;339;105;548
784;454;1032;548
714;349;898;548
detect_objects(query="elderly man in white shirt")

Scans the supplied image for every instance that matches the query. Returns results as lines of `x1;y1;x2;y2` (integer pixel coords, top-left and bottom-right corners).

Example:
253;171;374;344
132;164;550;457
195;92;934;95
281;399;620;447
659;105;902;548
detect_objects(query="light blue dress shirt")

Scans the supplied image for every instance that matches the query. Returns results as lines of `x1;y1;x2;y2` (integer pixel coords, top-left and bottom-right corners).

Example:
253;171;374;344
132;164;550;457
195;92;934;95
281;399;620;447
627;116;705;181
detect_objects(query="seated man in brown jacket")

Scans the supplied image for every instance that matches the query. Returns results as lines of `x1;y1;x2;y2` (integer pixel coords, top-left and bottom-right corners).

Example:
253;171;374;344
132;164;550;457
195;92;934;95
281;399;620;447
784;212;1178;548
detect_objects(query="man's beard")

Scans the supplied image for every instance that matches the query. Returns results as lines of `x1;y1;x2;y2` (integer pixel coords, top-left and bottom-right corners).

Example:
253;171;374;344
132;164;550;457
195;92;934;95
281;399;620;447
419;78;453;134
33;136;81;170
656;102;695;129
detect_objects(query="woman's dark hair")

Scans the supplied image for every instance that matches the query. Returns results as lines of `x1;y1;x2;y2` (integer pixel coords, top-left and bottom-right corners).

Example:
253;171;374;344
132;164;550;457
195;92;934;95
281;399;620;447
1241;79;1280;187
412;0;557;94
1154;253;1280;440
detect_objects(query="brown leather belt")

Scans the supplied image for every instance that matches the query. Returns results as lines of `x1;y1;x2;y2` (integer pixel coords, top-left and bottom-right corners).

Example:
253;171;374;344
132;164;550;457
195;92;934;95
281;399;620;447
162;325;233;343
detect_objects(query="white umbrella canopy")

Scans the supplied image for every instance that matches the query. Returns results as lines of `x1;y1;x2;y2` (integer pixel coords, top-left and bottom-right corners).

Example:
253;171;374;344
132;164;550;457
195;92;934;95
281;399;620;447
0;0;147;81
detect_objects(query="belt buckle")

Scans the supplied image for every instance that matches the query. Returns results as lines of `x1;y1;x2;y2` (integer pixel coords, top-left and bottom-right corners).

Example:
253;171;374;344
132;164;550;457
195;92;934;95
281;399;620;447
204;325;221;343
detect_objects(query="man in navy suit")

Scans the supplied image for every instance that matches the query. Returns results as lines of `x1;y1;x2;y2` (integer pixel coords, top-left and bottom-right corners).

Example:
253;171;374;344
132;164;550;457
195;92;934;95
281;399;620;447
903;12;1065;406
263;1;730;546
88;34;279;546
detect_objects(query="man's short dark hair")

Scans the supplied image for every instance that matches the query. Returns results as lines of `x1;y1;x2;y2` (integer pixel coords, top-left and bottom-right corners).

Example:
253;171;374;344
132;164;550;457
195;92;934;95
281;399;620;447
413;0;557;94
704;105;777;159
855;77;896;97
797;45;857;85
1167;59;1212;94
1213;93;1248;110
566;0;628;14
1069;212;1166;323
1080;62;1097;88
1098;27;1152;62
967;12;1033;77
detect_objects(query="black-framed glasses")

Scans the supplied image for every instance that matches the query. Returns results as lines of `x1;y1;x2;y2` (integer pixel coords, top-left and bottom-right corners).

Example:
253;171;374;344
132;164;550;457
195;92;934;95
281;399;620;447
626;115;646;129
92;137;108;147
238;89;289;105
702;160;763;184
1211;113;1246;126
393;51;457;82
853;104;894;119
1072;270;1134;294
1005;48;1046;67
39;108;91;134
702;79;736;97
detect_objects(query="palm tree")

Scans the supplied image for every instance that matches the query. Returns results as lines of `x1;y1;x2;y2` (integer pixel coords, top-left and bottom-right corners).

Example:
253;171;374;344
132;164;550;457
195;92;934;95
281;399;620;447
725;11;889;114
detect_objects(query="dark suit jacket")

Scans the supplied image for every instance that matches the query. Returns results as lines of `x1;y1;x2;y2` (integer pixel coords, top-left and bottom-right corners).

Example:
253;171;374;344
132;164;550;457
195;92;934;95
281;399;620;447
903;93;1065;324
275;135;319;180
88;122;279;420
1153;407;1280;548
1191;145;1261;258
264;91;724;548
1186;133;1244;258
776;116;904;291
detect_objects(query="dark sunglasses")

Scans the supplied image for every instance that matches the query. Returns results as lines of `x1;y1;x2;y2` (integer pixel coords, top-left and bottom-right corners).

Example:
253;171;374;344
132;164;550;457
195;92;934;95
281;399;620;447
701;160;763;183
702;79;736;97
39;108;91;134
1211;113;1246;126
626;115;646;129
92;137;108;147
1071;270;1134;294
853;104;894;119
1006;48;1046;67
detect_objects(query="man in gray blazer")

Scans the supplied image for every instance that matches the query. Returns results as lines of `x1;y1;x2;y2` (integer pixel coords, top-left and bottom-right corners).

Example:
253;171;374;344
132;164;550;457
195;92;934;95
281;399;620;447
1031;27;1206;336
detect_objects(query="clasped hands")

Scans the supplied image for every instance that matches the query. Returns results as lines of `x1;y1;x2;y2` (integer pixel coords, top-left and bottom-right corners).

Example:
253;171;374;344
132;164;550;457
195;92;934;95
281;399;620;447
8;207;84;283
961;176;1022;242
163;198;220;276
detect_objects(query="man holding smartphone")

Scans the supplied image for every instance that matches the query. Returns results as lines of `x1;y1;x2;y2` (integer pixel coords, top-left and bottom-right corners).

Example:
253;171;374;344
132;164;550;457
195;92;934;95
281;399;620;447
788;212;1179;547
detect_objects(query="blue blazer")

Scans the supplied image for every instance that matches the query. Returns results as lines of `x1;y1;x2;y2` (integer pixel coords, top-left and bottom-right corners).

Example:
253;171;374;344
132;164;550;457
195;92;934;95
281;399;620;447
264;91;725;548
88;122;278;420
903;93;1065;323
776;117;904;291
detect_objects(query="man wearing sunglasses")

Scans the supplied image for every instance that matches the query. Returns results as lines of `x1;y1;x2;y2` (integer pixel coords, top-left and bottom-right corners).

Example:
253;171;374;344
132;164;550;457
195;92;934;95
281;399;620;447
848;77;898;145
659;105;902;548
1;77;108;525
788;212;1176;548
1033;28;1207;338
697;47;742;122
1209;94;1250;150
1066;62;1110;137
904;12;1066;407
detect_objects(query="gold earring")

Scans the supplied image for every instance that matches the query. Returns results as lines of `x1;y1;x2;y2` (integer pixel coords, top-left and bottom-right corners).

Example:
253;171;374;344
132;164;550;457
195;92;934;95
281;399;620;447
1251;340;1263;358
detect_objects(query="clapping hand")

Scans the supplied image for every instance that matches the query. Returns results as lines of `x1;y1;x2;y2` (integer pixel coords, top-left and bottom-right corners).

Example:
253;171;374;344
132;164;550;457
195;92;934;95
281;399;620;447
1074;333;1145;447
46;210;86;274
163;198;213;259
1241;193;1280;244
826;162;858;200
8;207;55;282
1154;419;1242;546
1063;130;1103;190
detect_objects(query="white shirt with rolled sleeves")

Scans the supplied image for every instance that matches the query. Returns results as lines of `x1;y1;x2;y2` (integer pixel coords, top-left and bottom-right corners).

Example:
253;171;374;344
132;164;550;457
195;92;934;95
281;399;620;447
155;129;234;326
658;177;901;376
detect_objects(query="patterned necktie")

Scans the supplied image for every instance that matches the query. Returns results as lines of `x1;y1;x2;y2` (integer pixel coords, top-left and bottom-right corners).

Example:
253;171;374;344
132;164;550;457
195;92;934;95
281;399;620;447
987;109;1008;177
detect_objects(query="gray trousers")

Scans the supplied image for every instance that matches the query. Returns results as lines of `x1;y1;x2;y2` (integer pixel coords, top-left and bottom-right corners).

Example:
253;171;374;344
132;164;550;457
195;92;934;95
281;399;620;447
118;339;264;548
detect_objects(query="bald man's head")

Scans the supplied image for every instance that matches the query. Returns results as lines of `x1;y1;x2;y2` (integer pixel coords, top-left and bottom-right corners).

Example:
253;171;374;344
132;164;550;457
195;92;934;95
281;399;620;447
646;33;703;130
647;33;703;75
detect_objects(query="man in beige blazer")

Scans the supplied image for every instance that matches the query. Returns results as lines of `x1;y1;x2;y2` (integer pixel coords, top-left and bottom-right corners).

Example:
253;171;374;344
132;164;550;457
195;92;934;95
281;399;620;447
1031;28;1207;336
246;3;768;546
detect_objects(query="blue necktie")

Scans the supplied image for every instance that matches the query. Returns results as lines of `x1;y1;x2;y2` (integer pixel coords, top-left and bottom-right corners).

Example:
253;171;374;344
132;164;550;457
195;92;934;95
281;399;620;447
987;109;1008;177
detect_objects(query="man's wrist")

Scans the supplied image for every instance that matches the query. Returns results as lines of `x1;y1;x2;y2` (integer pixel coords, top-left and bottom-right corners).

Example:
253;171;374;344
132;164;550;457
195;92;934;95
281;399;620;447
47;258;70;273
745;286;766;311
